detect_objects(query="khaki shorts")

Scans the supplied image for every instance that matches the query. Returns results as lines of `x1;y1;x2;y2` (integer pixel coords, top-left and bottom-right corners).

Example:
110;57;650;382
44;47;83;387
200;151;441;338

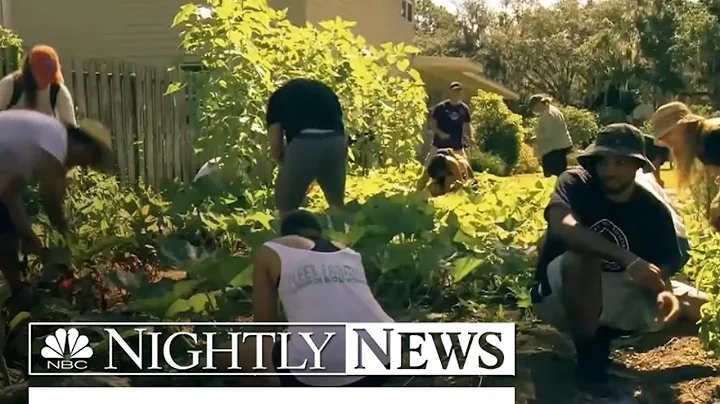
533;253;703;333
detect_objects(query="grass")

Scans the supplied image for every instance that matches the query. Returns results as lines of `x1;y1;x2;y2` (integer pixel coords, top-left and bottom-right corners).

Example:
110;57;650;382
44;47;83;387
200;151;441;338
516;164;679;190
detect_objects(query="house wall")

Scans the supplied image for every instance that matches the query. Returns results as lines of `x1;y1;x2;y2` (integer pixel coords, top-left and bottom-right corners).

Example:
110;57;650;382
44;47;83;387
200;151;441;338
10;0;306;67
305;0;414;46
269;0;307;25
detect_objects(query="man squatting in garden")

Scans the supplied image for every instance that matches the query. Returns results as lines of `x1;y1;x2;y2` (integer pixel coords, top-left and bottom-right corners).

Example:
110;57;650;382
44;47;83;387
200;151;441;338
0;109;113;307
266;78;348;214
530;123;709;396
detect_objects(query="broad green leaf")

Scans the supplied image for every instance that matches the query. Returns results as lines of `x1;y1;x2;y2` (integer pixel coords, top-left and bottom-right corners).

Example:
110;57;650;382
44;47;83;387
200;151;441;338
229;265;254;287
172;4;198;27
450;257;484;284
129;279;204;316
9;311;30;335
165;291;221;319
396;58;410;72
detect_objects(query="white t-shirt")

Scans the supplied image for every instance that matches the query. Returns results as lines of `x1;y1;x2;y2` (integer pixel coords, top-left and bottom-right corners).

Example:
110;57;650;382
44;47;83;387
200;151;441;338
0;73;77;125
0;109;68;181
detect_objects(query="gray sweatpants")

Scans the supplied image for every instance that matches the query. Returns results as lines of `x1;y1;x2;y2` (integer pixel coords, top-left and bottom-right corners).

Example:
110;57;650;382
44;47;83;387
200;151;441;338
275;133;348;213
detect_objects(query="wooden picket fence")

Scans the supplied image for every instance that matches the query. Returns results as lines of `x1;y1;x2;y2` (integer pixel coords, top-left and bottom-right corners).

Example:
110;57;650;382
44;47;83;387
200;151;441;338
0;47;198;188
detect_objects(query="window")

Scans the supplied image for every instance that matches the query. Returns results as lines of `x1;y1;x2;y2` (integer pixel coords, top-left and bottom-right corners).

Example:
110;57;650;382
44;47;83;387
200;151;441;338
401;0;414;22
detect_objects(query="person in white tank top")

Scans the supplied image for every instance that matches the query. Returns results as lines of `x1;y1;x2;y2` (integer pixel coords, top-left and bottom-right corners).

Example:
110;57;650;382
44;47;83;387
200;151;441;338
0;110;113;304
214;209;393;387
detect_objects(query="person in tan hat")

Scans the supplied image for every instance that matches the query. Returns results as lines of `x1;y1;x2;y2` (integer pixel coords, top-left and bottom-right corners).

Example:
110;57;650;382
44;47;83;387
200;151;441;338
530;123;708;394
528;94;573;177
0;109;112;300
651;101;720;229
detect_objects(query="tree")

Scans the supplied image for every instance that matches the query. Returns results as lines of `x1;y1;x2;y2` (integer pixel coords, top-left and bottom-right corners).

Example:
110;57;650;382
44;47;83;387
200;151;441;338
480;0;593;103
414;0;466;56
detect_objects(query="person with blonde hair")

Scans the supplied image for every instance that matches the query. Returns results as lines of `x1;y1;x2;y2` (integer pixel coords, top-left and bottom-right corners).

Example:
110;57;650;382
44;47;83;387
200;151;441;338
529;94;573;177
650;101;720;229
0;45;77;125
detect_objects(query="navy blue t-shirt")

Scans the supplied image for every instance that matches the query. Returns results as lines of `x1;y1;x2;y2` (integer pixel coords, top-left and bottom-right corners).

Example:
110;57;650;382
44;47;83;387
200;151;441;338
535;168;682;285
431;100;470;150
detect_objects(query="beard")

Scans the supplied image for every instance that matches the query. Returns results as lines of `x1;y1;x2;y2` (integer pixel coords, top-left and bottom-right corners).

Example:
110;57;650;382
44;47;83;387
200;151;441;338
599;177;634;195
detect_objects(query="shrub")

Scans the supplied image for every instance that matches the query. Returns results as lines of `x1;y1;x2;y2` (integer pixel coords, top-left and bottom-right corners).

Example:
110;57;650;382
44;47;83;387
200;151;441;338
597;106;627;126
522;116;538;142
467;149;507;176
470;91;523;171
559;105;599;148
0;26;22;49
639;119;653;135
171;0;428;187
688;104;720;118
513;143;540;174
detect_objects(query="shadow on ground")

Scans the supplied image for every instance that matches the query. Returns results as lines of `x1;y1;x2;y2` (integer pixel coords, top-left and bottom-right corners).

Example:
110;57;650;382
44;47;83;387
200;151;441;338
491;323;720;404
394;321;720;404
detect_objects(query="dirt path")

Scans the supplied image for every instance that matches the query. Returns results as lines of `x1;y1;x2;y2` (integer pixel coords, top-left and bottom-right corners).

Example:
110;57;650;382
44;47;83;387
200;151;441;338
507;324;719;404
400;322;720;403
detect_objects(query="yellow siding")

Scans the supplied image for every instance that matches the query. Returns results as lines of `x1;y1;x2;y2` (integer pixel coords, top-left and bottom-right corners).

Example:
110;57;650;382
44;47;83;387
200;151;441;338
305;0;414;46
11;0;191;66
10;0;409;67
268;0;307;25
11;0;306;67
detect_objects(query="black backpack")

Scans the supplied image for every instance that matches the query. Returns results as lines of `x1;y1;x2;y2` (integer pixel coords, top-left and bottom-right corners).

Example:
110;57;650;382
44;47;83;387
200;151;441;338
6;76;60;111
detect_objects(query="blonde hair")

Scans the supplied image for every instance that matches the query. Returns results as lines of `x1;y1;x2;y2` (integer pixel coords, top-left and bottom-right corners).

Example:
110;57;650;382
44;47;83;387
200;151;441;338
672;118;720;188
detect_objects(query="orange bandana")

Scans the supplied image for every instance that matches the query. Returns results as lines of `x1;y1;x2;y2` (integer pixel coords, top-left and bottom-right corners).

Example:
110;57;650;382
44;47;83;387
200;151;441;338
28;45;64;88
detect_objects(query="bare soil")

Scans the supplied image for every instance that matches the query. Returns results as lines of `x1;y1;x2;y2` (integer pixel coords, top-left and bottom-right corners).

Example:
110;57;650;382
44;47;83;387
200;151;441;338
397;320;720;403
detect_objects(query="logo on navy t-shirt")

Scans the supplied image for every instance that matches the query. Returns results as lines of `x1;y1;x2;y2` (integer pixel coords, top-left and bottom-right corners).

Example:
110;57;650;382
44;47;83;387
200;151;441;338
589;218;629;272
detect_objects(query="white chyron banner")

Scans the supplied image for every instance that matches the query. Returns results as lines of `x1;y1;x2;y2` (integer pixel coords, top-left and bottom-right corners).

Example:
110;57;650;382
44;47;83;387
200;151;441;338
29;387;516;404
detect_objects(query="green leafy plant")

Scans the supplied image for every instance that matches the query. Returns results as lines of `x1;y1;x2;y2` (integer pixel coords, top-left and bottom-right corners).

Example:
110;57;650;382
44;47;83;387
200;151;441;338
169;0;428;187
470;90;523;172
558;105;599;148
0;27;22;50
513;143;541;174
467;149;508;176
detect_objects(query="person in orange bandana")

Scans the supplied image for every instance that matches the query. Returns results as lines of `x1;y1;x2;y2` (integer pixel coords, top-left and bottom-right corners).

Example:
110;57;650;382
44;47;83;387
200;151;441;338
0;45;77;125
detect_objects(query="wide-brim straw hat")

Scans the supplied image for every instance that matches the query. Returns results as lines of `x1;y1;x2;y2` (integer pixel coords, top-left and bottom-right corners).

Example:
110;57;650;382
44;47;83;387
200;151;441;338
77;119;114;172
651;101;704;141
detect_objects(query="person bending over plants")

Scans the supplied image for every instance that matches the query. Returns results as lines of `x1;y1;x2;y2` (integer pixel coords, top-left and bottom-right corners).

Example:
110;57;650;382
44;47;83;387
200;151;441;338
530;124;708;396
651;101;720;230
266;78;347;215
0;109;112;300
213;209;392;386
416;148;473;196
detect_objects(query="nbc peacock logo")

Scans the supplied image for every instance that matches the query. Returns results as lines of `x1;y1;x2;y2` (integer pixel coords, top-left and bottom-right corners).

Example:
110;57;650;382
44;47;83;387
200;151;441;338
40;328;94;371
